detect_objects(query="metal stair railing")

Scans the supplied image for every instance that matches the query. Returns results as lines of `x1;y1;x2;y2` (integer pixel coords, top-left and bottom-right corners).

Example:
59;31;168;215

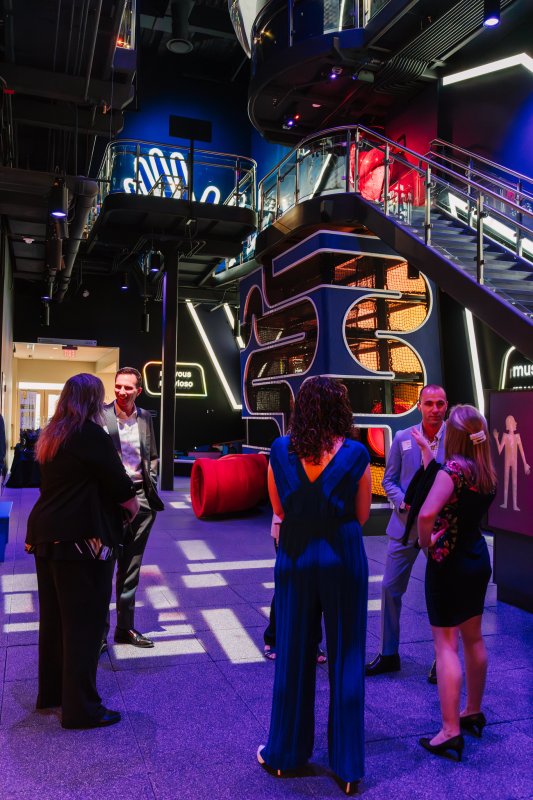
429;138;533;214
88;139;257;231
257;124;533;309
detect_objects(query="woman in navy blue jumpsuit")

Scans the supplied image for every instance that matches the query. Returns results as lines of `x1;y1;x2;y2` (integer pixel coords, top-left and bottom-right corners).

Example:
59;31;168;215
257;377;372;794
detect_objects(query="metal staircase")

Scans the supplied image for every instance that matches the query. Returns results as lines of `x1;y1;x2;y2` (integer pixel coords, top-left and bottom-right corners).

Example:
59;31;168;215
251;125;533;359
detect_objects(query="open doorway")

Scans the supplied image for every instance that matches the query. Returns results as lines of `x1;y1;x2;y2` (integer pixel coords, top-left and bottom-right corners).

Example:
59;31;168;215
12;342;120;457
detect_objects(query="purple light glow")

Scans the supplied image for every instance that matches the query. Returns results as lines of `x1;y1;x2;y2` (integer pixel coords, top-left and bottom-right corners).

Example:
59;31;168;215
50;210;67;218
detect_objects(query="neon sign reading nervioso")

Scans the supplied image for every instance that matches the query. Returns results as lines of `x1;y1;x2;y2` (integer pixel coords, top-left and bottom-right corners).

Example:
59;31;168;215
121;146;249;207
143;361;207;397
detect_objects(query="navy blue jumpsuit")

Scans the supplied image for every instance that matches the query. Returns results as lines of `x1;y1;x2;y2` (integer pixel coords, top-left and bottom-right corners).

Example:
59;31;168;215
262;436;369;783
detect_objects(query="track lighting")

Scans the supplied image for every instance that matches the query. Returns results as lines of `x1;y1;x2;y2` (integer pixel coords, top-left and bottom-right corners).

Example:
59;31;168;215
49;179;68;218
149;251;163;273
141;301;150;333
483;0;500;27
41;278;54;302
326;66;343;80
282;113;300;131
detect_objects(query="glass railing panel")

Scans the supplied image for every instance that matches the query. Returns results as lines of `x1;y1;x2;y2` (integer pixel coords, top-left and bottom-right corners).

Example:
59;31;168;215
260;171;280;230
297;133;349;203
368;0;392;20
277;151;298;215
429;173;533;267
96;141;256;210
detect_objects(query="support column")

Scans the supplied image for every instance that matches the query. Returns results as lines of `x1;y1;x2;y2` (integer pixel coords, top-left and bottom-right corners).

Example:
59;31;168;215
160;244;179;490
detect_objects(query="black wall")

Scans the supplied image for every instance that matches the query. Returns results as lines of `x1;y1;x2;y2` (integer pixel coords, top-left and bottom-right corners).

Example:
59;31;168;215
13;277;244;451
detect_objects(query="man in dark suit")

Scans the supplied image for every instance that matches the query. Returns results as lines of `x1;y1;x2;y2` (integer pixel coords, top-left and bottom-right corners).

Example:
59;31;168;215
102;367;164;648
365;384;447;680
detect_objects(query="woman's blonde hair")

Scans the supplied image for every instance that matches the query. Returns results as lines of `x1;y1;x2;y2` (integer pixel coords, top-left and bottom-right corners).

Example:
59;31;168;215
444;404;496;494
35;373;105;463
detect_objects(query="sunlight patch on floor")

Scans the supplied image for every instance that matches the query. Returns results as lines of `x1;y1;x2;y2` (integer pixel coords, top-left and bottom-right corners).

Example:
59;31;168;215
188;558;275;573
201;608;264;662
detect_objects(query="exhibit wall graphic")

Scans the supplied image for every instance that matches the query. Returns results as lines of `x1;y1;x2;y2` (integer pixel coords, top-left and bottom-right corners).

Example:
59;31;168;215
240;229;444;497
489;390;533;537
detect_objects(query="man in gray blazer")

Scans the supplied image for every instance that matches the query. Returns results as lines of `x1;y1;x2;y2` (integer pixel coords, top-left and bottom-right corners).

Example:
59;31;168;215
366;384;447;679
102;367;164;649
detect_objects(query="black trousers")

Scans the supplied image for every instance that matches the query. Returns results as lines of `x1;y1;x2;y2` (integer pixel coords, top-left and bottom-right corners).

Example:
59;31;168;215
34;556;114;726
115;487;156;632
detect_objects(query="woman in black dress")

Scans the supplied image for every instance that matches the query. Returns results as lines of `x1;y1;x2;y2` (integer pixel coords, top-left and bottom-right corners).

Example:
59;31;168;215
414;405;496;760
26;373;139;729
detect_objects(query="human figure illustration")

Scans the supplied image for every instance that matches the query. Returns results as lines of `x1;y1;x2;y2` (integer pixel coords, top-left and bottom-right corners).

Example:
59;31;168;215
493;416;530;511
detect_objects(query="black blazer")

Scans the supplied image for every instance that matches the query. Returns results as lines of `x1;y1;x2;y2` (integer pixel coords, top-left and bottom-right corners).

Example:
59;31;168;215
103;403;164;512
26;420;136;548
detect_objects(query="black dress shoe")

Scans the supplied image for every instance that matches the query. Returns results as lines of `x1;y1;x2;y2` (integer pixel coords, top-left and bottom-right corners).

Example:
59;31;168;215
419;734;464;761
427;659;437;684
99;640;108;657
62;708;121;729
365;653;401;676
114;628;154;648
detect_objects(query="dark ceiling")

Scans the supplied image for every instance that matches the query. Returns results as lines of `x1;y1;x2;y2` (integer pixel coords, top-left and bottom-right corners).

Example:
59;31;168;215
0;0;250;306
248;0;533;143
0;0;531;306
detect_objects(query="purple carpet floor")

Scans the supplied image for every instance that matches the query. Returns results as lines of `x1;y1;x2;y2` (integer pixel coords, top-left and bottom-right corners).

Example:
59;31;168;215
0;480;531;799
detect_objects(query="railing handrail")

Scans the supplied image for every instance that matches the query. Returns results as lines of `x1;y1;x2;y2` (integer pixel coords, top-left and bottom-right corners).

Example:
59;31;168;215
97;139;257;179
430;138;533;187
429;152;533;202
258;124;533;222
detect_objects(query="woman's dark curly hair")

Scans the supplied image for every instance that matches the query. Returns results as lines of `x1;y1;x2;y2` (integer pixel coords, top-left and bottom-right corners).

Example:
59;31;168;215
289;376;354;463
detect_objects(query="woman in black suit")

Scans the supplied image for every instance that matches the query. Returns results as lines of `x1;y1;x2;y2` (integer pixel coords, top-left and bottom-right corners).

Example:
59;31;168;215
26;373;139;729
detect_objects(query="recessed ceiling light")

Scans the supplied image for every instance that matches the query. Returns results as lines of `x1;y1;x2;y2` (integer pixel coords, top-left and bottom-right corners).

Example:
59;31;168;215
312;103;321;108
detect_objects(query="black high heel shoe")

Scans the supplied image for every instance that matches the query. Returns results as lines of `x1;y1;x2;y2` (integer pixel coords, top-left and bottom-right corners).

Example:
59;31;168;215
460;712;486;737
419;734;464;761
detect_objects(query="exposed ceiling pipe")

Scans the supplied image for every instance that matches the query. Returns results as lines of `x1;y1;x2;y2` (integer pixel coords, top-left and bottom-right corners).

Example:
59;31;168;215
56;177;98;301
212;257;259;286
52;0;63;72
83;0;104;102
75;0;91;77
167;0;194;54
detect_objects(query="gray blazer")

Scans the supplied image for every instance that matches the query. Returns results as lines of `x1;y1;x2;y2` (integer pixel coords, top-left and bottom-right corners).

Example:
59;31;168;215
382;423;446;541
103;403;164;512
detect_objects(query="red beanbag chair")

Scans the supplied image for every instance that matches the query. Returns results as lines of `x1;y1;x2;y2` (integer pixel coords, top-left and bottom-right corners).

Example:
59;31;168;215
190;453;268;519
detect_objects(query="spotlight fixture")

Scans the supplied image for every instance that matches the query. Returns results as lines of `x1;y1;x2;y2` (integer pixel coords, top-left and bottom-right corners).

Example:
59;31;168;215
483;0;500;27
49;179;68;219
149;250;163;273
120;272;129;291
328;66;343;80
41;278;54;302
351;69;374;83
282;113;300;131
141;301;150;333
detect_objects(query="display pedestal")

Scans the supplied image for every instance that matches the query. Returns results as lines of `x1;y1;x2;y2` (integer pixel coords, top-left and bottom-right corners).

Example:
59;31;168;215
493;529;533;612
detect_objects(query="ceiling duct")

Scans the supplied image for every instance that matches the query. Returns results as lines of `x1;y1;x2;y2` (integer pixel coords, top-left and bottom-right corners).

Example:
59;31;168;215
56;177;98;302
167;1;194;55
